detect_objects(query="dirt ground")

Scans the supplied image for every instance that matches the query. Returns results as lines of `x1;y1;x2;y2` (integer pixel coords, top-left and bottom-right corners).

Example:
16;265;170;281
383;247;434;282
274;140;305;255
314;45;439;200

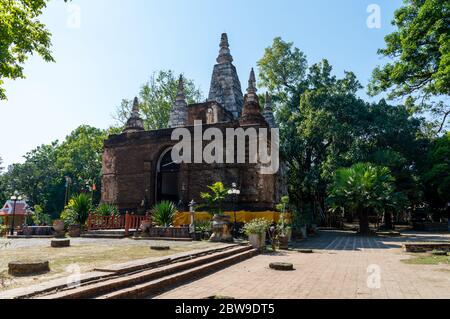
0;238;222;292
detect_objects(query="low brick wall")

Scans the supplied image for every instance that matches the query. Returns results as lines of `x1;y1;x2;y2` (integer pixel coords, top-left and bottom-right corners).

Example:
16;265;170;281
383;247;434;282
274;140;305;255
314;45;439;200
148;227;190;239
403;243;450;253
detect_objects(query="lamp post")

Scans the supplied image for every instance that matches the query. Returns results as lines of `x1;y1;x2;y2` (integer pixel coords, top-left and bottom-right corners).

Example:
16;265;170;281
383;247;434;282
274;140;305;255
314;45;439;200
228;183;240;239
10;191;22;236
64;176;72;206
188;200;197;235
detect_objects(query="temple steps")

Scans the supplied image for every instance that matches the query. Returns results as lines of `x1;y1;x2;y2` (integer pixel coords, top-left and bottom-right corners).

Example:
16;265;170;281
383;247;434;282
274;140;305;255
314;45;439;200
36;245;257;299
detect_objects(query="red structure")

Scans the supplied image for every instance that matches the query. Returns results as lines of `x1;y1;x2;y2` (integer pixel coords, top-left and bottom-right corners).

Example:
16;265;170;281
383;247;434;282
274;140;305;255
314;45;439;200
0;200;30;228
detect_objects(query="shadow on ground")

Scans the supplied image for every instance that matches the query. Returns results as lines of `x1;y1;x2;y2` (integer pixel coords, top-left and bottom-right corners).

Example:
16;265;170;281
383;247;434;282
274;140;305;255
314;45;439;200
291;230;450;252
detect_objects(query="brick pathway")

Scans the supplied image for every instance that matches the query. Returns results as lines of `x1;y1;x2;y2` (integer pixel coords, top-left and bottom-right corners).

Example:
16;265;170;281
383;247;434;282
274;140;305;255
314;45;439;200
155;231;450;299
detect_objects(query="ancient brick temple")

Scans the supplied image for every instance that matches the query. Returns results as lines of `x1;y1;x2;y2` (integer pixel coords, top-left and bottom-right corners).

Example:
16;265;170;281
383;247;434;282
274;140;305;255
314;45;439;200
101;34;285;213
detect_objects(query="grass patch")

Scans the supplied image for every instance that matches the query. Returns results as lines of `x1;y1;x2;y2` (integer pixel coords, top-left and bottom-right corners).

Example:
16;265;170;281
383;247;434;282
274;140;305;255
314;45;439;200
402;253;450;265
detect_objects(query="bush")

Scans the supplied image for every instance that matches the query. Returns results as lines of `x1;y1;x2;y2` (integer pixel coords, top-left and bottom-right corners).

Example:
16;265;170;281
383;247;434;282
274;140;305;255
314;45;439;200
242;218;271;236
0;224;7;237
60;206;78;226
195;220;212;233
32;205;52;226
152;201;177;227
60;193;92;226
94;203;120;217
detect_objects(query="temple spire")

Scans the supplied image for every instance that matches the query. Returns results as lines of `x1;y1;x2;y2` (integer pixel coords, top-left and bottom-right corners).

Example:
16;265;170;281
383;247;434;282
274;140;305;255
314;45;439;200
246;68;258;103
123;97;145;133
247;68;257;93
217;33;233;64
132;97;139;115
263;92;276;128
176;74;186;102
208;33;244;118
240;68;266;126
169;74;188;128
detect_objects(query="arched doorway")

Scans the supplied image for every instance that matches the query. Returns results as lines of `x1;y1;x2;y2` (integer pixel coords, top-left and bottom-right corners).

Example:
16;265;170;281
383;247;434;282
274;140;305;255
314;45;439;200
156;148;180;203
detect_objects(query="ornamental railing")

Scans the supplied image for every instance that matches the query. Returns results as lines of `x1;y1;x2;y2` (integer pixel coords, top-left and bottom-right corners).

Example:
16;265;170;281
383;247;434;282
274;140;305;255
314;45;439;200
87;212;150;236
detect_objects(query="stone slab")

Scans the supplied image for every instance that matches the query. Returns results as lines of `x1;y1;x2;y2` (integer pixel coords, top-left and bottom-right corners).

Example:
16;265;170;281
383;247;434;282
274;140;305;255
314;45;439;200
8;260;50;277
403;242;450;253
51;239;70;248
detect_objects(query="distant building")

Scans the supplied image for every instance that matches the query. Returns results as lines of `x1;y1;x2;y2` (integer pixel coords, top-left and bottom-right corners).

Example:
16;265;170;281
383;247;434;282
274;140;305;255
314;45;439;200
0;200;31;226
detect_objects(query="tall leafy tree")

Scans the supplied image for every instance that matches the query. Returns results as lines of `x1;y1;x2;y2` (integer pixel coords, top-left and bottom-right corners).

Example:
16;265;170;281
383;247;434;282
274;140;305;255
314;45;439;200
1;125;108;215
368;0;450;133
0;0;53;100
3;142;64;215
114;70;203;130
258;37;426;230
0;156;7;205
421;132;450;212
56;125;108;203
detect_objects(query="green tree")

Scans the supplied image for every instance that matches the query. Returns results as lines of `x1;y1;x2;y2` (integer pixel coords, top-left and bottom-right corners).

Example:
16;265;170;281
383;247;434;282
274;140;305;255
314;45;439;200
56;125;108;203
0;125;108;216
0;156;7;205
114;70;203;130
368;0;450;133
421;132;450;213
3;142;64;216
258;37;427;229
257;37;308;102
0;0;53;100
328;163;397;235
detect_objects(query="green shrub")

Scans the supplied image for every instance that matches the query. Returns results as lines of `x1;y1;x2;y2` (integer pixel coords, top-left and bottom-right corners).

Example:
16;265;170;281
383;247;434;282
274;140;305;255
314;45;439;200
195;220;212;233
60;193;92;226
200;182;229;216
32;205;52;226
94;203;120;217
243;218;271;236
0;224;7;237
60;207;77;226
152;201;177;227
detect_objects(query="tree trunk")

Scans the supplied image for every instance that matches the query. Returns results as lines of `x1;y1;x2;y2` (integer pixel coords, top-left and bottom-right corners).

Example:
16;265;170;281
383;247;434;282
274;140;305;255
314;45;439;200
359;209;370;235
346;212;354;223
384;211;393;230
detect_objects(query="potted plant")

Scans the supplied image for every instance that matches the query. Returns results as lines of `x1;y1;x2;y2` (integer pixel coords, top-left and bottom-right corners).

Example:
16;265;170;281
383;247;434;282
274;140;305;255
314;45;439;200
195;220;212;241
243;218;270;250
53;219;65;238
61;193;92;237
201;182;233;242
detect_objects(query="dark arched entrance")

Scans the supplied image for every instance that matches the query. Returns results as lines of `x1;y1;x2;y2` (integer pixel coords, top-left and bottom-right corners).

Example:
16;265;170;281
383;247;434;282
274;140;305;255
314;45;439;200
156;148;180;203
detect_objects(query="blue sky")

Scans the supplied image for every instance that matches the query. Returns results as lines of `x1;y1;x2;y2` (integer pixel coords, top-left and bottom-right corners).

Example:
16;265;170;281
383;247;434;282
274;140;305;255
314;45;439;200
0;0;403;167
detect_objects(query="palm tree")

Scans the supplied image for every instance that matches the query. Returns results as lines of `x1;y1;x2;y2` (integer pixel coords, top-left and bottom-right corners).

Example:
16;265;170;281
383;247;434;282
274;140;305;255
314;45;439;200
328;163;397;235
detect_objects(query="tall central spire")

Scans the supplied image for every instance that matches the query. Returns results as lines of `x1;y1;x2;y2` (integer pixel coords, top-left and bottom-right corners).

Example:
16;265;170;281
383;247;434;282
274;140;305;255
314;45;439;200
217;33;233;64
208;33;244;119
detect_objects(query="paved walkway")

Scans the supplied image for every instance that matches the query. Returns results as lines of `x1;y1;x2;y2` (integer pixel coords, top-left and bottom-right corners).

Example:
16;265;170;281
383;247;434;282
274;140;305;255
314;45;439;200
155;231;450;299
